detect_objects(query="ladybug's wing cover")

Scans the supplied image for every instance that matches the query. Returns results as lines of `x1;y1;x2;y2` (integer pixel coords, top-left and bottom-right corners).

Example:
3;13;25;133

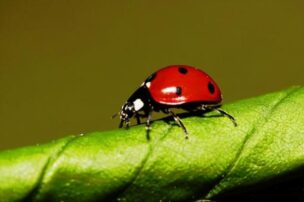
148;65;222;105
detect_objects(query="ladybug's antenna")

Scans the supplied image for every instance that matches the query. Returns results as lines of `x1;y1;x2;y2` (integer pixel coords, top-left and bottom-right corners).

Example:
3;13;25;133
111;112;120;119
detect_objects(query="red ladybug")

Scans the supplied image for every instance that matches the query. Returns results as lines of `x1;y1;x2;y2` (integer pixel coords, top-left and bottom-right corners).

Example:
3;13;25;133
114;65;236;138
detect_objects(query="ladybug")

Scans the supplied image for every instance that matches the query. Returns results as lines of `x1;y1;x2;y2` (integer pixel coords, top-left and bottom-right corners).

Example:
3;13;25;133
113;65;236;139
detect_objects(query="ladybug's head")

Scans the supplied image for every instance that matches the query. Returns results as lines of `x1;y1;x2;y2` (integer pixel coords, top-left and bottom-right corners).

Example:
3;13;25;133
120;102;135;123
113;97;146;128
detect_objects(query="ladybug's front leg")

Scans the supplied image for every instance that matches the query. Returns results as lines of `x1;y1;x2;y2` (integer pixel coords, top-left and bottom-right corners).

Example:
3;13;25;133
118;119;130;128
118;120;124;128
125;119;131;128
134;112;141;125
134;112;149;125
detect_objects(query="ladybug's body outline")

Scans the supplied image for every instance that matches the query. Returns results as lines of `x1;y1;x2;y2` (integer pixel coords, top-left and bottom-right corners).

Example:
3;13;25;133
114;65;236;139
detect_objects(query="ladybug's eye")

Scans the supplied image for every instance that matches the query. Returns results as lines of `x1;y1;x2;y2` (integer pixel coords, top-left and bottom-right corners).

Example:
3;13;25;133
178;67;188;74
208;82;215;94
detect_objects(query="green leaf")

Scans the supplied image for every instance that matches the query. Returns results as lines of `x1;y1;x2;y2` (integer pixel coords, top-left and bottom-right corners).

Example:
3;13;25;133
1;86;304;202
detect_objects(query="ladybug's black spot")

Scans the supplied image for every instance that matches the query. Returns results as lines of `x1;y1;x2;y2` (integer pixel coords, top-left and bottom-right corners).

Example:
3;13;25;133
178;67;188;74
208;82;215;94
145;73;157;82
176;86;182;96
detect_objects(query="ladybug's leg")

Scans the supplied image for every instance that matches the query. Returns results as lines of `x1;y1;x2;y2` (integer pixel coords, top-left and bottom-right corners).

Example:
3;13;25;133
146;111;152;131
145;110;152;140
119;120;124;128
213;108;237;126
202;105;237;127
125;119;130;128
167;109;189;139
135;113;141;125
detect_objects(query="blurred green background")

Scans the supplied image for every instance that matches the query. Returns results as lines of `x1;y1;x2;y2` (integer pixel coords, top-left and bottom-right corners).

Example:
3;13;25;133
0;1;303;150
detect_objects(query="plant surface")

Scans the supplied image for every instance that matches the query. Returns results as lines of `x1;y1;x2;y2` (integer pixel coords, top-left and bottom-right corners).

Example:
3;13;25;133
1;86;304;202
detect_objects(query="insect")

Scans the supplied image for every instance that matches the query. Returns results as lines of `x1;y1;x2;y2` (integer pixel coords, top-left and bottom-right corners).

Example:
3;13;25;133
113;65;236;139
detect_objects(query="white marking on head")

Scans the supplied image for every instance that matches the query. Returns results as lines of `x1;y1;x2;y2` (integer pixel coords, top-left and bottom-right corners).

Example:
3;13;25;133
145;82;151;88
133;99;144;111
161;86;177;94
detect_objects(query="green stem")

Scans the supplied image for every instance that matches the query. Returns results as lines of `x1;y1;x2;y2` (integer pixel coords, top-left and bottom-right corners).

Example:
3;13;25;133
1;86;304;202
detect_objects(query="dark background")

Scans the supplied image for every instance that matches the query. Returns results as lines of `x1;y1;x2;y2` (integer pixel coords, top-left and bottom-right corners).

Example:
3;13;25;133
1;1;303;150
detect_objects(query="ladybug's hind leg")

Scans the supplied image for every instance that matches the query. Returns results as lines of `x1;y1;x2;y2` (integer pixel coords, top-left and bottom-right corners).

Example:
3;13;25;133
202;105;237;126
213;108;237;126
167;109;189;139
